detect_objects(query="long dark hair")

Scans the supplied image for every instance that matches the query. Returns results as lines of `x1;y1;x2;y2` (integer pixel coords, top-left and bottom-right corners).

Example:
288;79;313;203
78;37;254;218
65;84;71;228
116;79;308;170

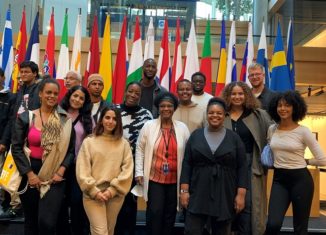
61;85;93;135
94;106;123;139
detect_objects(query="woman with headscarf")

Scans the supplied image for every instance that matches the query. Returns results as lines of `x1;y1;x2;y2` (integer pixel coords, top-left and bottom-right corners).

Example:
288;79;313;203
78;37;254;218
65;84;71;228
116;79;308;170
135;92;190;235
180;97;248;235
11;78;75;235
222;81;272;235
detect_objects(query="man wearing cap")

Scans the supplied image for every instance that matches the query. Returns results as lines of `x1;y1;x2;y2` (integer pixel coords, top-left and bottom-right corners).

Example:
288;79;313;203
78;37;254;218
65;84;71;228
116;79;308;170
64;70;82;89
87;73;110;124
139;58;167;118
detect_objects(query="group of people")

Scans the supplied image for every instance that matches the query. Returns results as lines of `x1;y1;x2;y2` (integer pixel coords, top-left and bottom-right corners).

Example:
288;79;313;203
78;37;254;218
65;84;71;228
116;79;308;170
0;59;325;235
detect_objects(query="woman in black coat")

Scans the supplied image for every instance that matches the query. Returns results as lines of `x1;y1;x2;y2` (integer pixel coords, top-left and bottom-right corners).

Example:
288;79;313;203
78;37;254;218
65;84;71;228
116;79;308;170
180;97;248;235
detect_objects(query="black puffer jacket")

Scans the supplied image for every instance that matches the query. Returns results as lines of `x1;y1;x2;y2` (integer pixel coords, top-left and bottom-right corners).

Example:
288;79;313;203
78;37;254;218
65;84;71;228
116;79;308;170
0;89;15;149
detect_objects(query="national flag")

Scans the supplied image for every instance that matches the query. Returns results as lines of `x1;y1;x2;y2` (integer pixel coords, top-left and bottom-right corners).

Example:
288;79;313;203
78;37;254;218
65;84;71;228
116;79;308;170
84;15;100;87
270;22;291;91
215;19;227;96
25;11;40;66
70;13;82;73
0;9;14;90
183;19;199;80
43;10;55;77
127;16;143;85
200;19;212;94
12;7;27;93
112;16;128;104
256;22;270;88
99;14;113;102
57;10;69;100
170;18;183;95
226;21;237;84
240;21;253;86
144;17;155;61
156;19;171;90
287;19;295;90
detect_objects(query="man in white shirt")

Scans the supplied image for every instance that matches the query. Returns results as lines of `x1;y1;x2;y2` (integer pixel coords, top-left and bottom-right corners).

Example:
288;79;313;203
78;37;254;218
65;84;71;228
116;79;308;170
191;72;213;110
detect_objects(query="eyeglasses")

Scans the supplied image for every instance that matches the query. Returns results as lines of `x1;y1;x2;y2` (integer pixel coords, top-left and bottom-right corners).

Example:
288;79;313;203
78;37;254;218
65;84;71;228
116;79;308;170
248;73;263;78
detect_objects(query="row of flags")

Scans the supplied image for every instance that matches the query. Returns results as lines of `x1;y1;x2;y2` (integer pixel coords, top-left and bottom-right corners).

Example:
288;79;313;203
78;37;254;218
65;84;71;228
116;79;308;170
0;7;296;104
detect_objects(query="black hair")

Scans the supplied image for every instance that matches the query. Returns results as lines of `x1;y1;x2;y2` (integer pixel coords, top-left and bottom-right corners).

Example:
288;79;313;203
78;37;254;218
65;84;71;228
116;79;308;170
20;61;40;78
268;91;307;123
207;97;226;113
61;85;93;135
94;105;123;139
177;79;192;90
0;67;4;77
38;77;60;92
125;81;141;91
191;71;206;82
154;92;179;111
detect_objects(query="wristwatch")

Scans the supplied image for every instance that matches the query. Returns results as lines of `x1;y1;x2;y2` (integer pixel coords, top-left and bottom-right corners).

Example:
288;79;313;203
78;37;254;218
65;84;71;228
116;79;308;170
180;189;189;194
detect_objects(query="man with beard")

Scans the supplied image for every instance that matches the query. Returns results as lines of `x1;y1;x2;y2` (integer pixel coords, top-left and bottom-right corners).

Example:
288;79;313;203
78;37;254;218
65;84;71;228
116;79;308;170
139;59;167;118
248;63;276;110
191;72;213;110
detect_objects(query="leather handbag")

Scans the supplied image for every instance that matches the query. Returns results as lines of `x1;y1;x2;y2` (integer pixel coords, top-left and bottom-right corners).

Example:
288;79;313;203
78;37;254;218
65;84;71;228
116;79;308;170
261;124;278;169
0;111;33;195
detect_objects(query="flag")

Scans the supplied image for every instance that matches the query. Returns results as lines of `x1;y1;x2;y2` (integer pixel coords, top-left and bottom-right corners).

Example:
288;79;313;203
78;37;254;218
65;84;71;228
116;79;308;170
99;14;113;102
287;19;295;90
25;12;39;66
270;22;291;91
127;16;143;85
43;10;55;77
0;9;14;90
84;15;100;87
256;22;270;88
183;19;199;80
12;7;27;93
144;17;155;61
226;21;237;84
57;11;69;100
112;16;128;104
240;21;253;86
170;18;183;95
215;19;227;96
200;20;212;94
156;19;171;90
70;13;82;73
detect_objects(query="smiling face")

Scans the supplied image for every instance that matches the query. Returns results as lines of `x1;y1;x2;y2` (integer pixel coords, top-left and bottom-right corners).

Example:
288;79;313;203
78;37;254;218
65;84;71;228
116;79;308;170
230;85;245;107
248;67;264;89
102;110;117;134
158;100;175;121
277;99;293;121
143;59;157;80
191;74;206;94
125;83;141;107
69;89;85;110
177;81;192;105
207;104;225;129
39;83;59;108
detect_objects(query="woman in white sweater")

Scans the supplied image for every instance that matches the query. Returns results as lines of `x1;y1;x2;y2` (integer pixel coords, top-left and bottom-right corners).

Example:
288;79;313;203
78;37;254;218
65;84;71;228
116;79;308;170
265;91;326;234
76;106;133;235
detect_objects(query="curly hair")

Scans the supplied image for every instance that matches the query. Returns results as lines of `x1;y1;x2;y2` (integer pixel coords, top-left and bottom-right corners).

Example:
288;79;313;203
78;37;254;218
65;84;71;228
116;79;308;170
60;86;93;135
222;81;260;111
154;92;179;111
94;105;123;139
268;91;307;123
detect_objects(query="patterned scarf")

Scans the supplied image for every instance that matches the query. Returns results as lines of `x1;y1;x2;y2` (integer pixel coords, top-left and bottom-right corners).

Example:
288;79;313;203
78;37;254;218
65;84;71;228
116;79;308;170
41;110;62;161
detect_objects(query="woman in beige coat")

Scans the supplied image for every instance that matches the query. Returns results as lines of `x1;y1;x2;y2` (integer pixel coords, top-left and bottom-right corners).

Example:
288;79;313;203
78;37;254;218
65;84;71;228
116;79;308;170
222;81;273;235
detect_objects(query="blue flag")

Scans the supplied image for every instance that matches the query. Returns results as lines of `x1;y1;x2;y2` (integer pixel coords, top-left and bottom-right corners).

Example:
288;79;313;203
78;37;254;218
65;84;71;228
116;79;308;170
270;22;291;91
287;20;295;90
25;12;40;65
0;9;14;89
256;23;270;88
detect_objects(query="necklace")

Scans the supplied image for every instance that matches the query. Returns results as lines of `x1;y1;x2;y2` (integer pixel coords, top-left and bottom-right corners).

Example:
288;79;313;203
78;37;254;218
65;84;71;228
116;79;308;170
161;126;174;159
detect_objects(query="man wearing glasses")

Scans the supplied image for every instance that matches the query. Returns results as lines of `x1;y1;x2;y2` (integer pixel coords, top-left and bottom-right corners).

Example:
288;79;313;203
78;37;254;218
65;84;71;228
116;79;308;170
248;63;276;110
64;70;82;89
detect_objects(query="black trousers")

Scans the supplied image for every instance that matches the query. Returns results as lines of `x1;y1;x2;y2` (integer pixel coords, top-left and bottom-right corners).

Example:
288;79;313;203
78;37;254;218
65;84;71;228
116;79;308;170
146;181;177;235
265;168;314;235
20;158;66;235
114;189;138;235
184;211;232;235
